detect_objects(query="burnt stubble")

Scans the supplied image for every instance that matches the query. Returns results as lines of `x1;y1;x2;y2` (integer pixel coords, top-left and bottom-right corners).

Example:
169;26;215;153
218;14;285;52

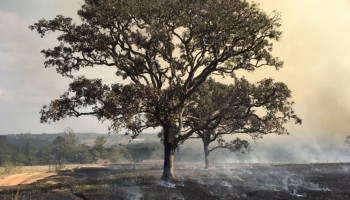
0;163;349;200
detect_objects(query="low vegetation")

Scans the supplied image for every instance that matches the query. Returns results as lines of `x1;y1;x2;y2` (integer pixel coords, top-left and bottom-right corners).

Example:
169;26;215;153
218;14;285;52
0;162;22;176
0;130;162;169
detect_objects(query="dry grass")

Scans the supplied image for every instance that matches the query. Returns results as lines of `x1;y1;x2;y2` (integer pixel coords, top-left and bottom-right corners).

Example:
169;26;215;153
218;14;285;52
0;164;106;189
0;163;22;176
0;164;102;176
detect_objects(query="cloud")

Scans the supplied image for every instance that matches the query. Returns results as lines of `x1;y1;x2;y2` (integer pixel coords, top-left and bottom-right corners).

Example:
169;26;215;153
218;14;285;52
0;6;110;134
0;88;8;99
0;0;82;20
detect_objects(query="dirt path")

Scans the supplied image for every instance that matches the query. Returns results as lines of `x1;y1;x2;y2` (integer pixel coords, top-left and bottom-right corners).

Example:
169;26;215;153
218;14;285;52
0;173;53;187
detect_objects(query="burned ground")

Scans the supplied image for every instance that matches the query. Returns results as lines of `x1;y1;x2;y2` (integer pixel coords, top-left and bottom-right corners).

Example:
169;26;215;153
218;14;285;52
0;163;349;199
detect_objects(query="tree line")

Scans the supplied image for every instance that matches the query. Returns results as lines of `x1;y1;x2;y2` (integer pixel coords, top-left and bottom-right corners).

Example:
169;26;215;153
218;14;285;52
0;130;162;166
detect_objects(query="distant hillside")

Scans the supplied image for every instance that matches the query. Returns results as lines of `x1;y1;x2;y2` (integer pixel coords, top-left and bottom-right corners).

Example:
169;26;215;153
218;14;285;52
6;133;61;147
5;132;161;148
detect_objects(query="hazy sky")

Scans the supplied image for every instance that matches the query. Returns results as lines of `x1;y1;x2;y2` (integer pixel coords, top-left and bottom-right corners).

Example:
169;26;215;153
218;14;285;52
1;0;350;146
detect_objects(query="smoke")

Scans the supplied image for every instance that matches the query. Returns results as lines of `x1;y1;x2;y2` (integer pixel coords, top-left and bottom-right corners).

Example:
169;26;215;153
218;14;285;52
224;135;350;164
125;186;143;200
172;163;344;198
48;162;350;198
225;0;350;160
177;131;350;165
105;178;143;200
254;133;349;163
157;180;176;188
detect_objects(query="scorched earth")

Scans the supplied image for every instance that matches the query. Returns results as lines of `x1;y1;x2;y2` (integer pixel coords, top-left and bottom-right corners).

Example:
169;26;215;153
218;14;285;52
0;163;349;200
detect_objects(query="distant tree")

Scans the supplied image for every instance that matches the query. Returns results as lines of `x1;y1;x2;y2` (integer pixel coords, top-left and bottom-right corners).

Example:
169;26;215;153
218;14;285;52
187;78;301;168
63;127;77;144
0;137;16;165
0;137;9;165
24;142;38;165
126;143;162;163
53;136;66;145
50;128;81;163
94;136;107;150
92;136;107;159
76;144;95;163
107;144;132;163
35;145;54;165
31;0;285;181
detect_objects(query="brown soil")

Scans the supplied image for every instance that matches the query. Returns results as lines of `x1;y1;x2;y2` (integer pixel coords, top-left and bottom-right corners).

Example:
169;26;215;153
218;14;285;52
0;163;349;200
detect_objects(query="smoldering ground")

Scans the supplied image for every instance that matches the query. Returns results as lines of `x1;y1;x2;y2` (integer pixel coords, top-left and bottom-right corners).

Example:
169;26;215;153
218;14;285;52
1;163;350;199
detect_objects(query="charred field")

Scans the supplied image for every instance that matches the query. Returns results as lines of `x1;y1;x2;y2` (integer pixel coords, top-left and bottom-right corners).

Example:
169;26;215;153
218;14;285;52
0;163;349;200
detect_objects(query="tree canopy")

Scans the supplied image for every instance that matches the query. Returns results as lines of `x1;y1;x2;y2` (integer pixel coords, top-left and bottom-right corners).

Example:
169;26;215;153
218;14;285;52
30;0;288;181
187;78;301;168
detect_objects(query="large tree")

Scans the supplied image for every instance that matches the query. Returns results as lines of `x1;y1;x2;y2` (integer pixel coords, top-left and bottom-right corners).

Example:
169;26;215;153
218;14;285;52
187;78;301;168
30;0;284;181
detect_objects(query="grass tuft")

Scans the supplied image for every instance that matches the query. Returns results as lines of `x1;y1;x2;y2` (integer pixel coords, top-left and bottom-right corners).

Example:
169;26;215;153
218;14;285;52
0;162;23;175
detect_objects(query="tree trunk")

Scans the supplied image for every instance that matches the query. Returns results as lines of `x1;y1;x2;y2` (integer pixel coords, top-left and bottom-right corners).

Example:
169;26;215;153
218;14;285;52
161;126;176;182
161;141;175;181
204;142;210;169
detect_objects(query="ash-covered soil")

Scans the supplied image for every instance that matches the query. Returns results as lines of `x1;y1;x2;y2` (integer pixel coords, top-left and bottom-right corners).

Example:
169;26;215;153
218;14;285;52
0;163;349;200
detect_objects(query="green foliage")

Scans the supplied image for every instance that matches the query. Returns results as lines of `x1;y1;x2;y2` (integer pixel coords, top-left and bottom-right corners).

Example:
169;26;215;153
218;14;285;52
102;145;132;163
92;136;107;158
125;142;163;162
0;137;15;165
0;133;163;166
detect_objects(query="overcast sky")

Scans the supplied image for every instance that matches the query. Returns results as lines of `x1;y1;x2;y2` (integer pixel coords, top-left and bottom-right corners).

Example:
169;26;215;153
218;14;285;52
1;0;350;149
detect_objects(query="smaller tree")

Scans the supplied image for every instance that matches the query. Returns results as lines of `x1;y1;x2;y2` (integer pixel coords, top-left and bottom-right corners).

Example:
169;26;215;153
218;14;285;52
196;129;251;168
76;144;95;164
63;127;78;144
51;128;81;163
35;145;54;165
94;136;107;148
24;142;38;165
187;78;301;168
53;136;66;145
92;136;107;159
